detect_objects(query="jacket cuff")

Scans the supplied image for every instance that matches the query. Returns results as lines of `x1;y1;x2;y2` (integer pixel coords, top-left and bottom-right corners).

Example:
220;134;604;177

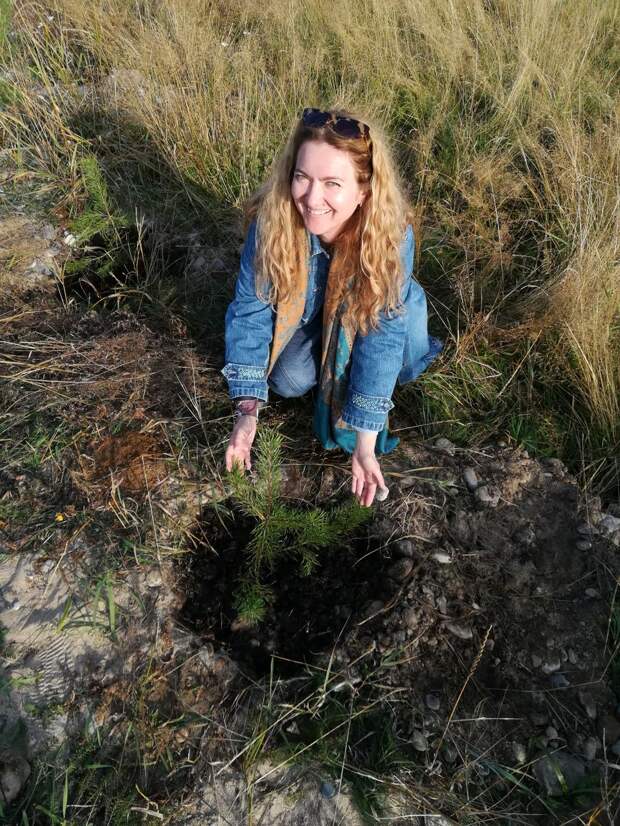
221;363;269;402
341;390;394;432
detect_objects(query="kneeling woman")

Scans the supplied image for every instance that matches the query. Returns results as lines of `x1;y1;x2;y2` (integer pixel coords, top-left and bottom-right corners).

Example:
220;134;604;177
222;107;442;507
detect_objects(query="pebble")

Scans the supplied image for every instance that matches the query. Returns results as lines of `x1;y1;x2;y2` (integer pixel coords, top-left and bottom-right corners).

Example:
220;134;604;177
598;714;620;744
362;600;384;620
435;437;456;456
437;595;448;614
568;648;578;665
443;744;457;763
550;673;570;689
388;559;414;582
512;742;527;764
320;781;337;799
394;539;415;558
411;730;429;751
463;467;479;491
541;656;561;674
514;524;536;546
146;568;163;588
545;726;559;741
445;622;473;640
585;588;599;598
599;514;620;536
531;653;542;668
576;540;592;551
579;692;597;720
426;693;441;711
583;737;599;761
432;552;452;564
402;608;418;630
534;753;585;796
475;485;500;508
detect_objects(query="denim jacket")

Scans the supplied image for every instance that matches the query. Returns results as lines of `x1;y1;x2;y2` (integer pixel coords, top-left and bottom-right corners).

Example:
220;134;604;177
222;220;440;431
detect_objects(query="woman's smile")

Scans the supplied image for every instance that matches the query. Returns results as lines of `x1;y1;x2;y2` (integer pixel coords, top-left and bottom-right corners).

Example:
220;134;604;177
291;140;366;243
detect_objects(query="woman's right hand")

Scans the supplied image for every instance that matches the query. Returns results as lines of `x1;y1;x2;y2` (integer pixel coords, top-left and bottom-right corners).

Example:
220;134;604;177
225;415;258;472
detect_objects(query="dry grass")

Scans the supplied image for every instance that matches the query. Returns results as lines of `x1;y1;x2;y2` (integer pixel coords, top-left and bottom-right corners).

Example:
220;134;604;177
2;0;617;490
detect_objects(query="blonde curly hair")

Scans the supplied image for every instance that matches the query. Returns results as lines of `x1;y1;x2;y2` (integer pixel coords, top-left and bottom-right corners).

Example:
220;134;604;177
243;107;414;335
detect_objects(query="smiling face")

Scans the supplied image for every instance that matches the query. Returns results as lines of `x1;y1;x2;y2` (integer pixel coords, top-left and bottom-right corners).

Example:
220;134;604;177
290;139;367;244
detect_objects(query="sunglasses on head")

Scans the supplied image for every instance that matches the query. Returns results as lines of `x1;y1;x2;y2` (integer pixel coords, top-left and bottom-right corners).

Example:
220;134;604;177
301;107;369;139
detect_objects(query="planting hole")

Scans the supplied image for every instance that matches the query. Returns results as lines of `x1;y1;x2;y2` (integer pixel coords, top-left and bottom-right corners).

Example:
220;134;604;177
177;500;404;676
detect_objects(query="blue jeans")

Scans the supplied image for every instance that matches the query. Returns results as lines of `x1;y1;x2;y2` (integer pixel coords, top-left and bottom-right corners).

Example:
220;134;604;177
268;312;322;398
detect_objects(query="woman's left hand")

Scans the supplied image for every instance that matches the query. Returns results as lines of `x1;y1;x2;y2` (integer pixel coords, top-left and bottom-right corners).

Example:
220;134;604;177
352;431;385;507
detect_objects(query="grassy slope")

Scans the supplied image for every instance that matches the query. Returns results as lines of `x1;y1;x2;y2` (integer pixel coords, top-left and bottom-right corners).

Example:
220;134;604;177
1;0;618;495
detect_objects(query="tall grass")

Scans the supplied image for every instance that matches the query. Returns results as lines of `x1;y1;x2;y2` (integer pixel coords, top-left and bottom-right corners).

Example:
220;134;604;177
1;0;618;493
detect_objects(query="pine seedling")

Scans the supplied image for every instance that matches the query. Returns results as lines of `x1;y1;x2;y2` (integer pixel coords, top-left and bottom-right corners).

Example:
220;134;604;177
227;427;372;626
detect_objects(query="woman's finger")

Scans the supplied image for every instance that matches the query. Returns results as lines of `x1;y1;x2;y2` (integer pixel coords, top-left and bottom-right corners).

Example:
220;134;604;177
362;481;377;508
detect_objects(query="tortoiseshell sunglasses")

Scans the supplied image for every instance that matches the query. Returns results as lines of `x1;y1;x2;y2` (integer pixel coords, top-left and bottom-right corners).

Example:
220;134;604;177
301;107;369;139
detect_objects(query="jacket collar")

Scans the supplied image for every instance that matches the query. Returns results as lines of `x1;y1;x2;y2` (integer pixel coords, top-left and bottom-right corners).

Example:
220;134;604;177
308;230;331;259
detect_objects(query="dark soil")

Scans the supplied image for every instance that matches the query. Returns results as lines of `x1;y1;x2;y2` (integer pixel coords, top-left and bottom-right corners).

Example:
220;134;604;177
177;500;406;675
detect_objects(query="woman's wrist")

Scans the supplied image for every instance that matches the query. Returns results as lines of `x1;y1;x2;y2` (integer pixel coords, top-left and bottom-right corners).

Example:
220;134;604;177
233;398;263;421
355;430;378;455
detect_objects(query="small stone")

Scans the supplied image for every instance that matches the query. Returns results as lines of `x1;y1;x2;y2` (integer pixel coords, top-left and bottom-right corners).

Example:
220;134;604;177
0;758;31;804
320;781;337;799
146;568;163;588
514;524;536;546
568;648;578;665
576;540;592;551
531;654;542;668
550;673;570;689
362;600;384;620
394;539;415;558
598;714;620;744
475;485;500;508
599;514;620;536
443;744;457;763
411;730;429;751
388;559;414;582
576;522;591;535
583;737;599;761
435;437;456;456
426;693;441;711
445;622;473;640
579;692;597;720
432;552;452;564
402;608;418;630
533;753;585;796
197;644;215;668
463;467;479;491
375;486;389;502
545;726;559;740
436;595;448;614
512;742;527;764
585;588;599;598
541;656;561;674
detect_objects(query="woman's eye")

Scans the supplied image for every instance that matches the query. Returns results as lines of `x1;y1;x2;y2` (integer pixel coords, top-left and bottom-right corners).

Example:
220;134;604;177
326;181;340;187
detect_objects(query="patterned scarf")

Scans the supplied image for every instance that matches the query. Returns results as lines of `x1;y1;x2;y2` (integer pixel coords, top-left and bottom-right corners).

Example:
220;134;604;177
267;243;399;455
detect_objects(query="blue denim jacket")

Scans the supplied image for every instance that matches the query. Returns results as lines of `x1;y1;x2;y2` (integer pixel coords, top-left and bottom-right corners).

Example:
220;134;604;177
222;220;441;431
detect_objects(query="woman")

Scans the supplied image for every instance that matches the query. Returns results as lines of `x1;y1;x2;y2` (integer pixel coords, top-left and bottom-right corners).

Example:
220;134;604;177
222;107;442;507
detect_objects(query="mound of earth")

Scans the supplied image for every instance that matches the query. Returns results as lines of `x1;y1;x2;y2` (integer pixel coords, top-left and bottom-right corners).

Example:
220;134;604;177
169;439;620;824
